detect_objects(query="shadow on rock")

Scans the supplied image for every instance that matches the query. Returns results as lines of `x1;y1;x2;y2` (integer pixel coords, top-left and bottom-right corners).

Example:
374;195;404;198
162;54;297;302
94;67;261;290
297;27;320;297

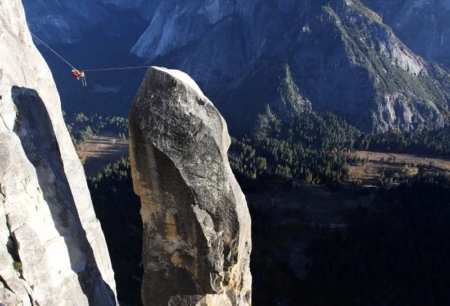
11;86;116;305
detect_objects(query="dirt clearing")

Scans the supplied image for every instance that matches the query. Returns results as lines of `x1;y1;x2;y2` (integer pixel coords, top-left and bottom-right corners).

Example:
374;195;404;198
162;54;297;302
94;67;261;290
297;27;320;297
79;131;129;177
348;151;450;184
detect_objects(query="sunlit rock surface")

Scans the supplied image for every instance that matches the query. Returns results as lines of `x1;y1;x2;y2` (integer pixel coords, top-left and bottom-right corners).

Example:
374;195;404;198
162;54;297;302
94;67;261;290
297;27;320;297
129;67;252;306
0;0;117;304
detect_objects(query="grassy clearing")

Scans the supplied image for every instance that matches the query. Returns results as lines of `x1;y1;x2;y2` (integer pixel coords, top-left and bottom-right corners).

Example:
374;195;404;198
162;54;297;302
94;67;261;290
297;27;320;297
79;131;129;177
348;150;450;184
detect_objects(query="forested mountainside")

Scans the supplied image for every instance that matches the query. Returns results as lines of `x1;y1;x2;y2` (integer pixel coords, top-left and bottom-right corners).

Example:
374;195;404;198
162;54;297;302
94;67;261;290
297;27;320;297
11;0;450;304
131;0;450;134
24;0;450;135
69;108;450;305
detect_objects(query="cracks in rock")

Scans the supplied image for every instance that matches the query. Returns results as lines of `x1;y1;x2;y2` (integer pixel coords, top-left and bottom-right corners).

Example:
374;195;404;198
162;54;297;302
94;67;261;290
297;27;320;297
5;216;23;278
20;181;27;195
0;182;5;199
1;212;35;306
0;111;11;132
0;277;34;306
191;123;203;139
189;172;208;180
0;275;14;296
20;281;36;306
6;235;20;268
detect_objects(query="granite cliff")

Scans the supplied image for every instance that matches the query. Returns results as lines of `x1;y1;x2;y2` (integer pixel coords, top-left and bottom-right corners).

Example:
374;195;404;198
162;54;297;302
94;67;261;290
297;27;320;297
363;0;450;68
0;0;117;305
129;67;252;305
22;0;155;44
131;0;450;134
21;0;450;134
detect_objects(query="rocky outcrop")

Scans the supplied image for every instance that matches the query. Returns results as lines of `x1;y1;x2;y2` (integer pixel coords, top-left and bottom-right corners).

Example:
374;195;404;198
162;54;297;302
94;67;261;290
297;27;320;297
0;0;117;305
129;67;252;306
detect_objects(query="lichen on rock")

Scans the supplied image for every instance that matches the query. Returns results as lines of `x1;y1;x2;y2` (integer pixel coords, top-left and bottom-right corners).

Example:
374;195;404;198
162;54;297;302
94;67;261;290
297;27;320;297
129;67;252;306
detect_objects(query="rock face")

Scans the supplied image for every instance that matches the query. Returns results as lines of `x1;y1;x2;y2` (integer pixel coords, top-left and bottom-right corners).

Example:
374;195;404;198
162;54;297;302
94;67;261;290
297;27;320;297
22;0;450;133
22;0;159;44
22;0;109;44
363;0;450;68
129;67;252;306
0;0;117;305
131;0;450;134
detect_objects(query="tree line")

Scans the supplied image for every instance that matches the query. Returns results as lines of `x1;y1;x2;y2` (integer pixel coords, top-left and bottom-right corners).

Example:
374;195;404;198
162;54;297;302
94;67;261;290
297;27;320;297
76;107;450;305
230;106;450;189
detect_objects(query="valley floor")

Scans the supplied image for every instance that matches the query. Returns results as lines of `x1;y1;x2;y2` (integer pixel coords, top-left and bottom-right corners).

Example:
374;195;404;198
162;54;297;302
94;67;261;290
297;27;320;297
79;139;450;185
348;150;450;184
79;131;128;177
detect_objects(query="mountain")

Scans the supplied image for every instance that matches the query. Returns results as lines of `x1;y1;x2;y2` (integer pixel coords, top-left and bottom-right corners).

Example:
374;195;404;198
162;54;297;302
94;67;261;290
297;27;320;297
362;0;450;68
0;0;117;304
22;0;158;44
132;0;450;134
22;0;450;135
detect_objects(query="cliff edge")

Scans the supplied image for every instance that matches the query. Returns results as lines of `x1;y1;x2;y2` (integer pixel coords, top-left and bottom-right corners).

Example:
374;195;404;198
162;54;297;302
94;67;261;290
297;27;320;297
0;0;117;305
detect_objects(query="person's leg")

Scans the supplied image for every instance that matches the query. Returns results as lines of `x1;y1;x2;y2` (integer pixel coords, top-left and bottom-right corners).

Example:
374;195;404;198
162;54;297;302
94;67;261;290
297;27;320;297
81;72;87;86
